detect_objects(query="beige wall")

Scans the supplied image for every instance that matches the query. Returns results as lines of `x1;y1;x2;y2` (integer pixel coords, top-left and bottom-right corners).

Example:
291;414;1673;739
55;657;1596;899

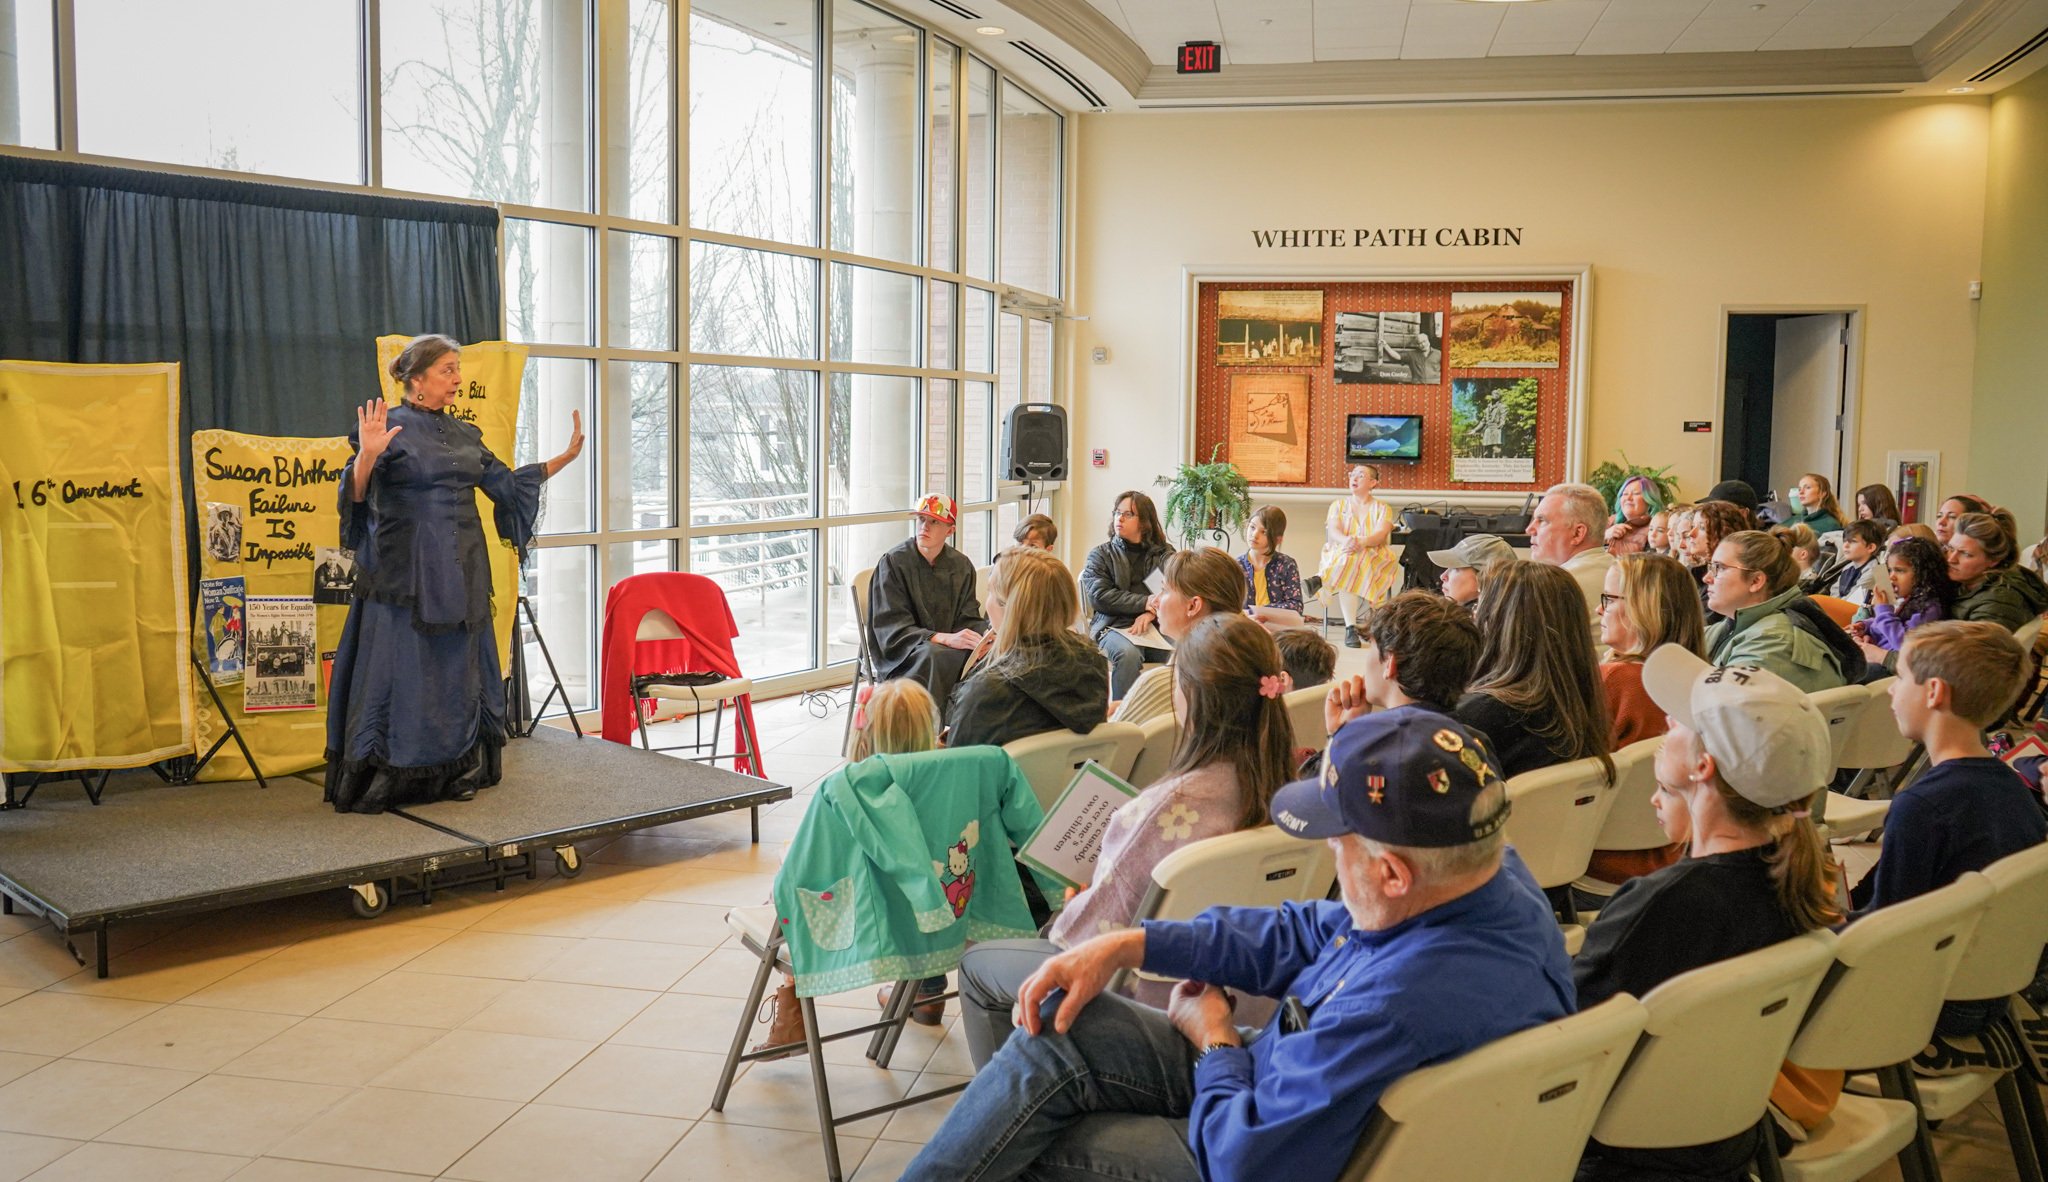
1064;98;1989;556
1969;68;2048;547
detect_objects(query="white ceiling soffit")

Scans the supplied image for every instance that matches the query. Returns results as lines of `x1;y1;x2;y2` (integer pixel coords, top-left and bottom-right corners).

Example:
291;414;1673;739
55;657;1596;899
924;0;2048;110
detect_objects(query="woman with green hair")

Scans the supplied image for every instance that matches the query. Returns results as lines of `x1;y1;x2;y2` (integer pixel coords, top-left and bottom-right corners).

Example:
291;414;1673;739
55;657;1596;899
1604;474;1665;557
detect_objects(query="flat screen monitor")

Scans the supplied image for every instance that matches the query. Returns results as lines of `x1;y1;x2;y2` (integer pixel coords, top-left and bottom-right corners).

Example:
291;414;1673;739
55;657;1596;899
1346;414;1422;462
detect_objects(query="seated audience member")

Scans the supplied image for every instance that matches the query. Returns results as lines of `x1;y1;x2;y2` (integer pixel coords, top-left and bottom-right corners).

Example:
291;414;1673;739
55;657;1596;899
1317;463;1400;648
1586;555;1706;888
1529;482;1616;636
1604;475;1664;556
1013;513;1057;551
1321;591;1485;734
1081;491;1175;699
1852;622;2046;1073
1240;505;1304;629
1946;509;2048;632
1703;530;1857;693
1851;536;1953;663
1685;501;1753;626
1598;555;1707;749
951;614;1294;1062
867;494;988;717
1457;562;1614;778
1574;647;1844;1179
1889;521;1939;548
1272;626;1335;690
1784;472;1846;535
1854;483;1901;529
1701;479;1761;523
2024;533;2048;578
1818;519;1886;603
1770;523;1822;586
1112;547;1247;725
1648;503;1683;559
905;709;1572;1182
1427;532;1516;611
947;546;1107;750
1934;493;1994;548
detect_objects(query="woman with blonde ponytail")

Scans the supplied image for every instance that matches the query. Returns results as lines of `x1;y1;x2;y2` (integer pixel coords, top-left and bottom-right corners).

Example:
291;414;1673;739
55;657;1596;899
1573;647;1843;1179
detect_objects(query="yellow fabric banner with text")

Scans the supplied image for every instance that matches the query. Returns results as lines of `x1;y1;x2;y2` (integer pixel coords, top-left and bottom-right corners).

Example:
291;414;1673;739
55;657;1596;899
0;360;193;772
376;337;527;669
190;430;355;781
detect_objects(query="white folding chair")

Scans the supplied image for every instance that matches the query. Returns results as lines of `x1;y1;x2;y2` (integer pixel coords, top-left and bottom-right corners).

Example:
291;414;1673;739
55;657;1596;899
1803;684;1891;841
1839;676;1920;800
1339;996;1650;1182
1122;712;1179;790
1284;683;1330;754
1845;843;2048;1182
1002;722;1146;811
630;609;764;827
974;563;993;610
1591;931;1838;1161
1766;873;1994;1182
1503;756;1616;951
840;567;879;755
1573;737;1666;900
1809;685;1867;768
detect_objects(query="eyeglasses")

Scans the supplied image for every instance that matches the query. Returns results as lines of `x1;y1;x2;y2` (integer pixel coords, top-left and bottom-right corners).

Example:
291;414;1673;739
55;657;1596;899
1114;510;1139;520
1706;560;1755;578
1598;593;1623;610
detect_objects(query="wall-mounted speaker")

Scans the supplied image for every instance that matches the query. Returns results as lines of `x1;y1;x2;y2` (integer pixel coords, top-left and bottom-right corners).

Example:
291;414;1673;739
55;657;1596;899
1002;402;1068;481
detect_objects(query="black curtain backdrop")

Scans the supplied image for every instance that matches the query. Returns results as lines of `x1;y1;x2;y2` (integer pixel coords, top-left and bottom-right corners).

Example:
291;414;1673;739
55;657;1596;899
0;154;501;440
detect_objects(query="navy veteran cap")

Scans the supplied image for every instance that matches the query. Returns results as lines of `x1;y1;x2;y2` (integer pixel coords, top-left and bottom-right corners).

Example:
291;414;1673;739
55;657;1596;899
1270;705;1509;848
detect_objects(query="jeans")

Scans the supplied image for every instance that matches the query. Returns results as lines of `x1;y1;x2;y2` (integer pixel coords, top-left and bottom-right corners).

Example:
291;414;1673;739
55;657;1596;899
900;987;1202;1182
958;939;1060;1068
1098;629;1167;700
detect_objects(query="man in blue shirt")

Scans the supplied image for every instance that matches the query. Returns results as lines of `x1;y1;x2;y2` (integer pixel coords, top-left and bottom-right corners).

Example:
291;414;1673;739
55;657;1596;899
901;707;1576;1182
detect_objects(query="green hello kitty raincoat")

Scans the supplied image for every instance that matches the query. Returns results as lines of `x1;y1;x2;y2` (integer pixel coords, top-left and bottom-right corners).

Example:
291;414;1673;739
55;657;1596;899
771;746;1049;997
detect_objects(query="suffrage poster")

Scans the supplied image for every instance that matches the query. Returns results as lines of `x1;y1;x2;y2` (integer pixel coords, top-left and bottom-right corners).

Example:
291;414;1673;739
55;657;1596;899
201;577;246;686
244;596;318;712
1227;373;1309;483
1018;761;1143;891
0;360;193;772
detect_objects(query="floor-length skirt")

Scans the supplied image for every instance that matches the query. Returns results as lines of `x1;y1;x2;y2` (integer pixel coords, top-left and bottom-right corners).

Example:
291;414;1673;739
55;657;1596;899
323;600;508;814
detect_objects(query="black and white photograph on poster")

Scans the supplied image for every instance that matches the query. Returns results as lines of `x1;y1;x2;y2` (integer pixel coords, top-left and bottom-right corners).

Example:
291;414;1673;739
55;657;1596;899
1450;376;1540;483
313;547;356;605
200;576;245;686
204;502;243;565
244;596;318;712
1334;311;1442;385
1216;290;1324;367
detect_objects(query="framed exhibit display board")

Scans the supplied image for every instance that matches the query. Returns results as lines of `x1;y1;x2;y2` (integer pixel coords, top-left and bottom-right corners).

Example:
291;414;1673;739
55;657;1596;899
1184;268;1590;494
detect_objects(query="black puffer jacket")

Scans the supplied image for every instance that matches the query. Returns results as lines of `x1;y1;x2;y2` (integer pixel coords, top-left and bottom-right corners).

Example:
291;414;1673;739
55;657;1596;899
1079;537;1174;638
946;637;1109;750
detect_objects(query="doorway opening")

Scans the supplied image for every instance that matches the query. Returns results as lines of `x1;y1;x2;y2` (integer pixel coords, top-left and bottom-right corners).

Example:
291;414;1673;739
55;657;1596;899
1720;310;1859;510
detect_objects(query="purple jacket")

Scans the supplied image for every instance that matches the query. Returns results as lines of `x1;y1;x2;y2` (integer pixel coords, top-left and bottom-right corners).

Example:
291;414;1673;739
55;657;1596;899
1864;598;1944;651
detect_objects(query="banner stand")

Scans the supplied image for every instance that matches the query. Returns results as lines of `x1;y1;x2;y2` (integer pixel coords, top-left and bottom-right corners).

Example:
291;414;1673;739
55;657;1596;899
166;658;270;790
511;595;583;739
2;769;113;810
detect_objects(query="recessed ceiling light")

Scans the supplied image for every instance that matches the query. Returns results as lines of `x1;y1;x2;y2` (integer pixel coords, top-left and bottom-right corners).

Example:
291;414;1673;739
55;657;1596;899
1454;0;1550;4
975;25;1006;36
1949;85;1976;93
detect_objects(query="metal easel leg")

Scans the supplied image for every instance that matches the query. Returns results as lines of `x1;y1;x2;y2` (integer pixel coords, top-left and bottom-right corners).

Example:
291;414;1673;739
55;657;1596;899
515;596;583;738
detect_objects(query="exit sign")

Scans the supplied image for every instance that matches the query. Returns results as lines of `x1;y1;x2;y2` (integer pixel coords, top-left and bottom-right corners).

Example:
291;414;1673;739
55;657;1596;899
1177;41;1220;74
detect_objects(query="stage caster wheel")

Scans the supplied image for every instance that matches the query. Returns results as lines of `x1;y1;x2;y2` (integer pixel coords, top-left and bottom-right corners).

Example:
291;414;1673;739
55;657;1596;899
554;846;583;878
349;882;389;918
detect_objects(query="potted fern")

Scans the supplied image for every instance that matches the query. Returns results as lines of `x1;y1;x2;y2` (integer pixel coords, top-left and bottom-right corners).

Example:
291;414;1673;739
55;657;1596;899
1156;445;1253;548
1586;453;1680;512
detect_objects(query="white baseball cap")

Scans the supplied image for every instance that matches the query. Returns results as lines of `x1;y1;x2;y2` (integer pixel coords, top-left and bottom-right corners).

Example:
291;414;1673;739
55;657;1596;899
1641;646;1832;809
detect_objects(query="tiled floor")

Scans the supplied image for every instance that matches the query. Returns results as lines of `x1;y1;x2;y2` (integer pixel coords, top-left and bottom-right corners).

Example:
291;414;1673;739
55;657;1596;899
0;689;2034;1181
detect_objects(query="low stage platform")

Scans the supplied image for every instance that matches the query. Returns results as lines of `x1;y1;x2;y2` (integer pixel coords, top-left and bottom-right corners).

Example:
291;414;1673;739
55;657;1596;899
0;727;791;977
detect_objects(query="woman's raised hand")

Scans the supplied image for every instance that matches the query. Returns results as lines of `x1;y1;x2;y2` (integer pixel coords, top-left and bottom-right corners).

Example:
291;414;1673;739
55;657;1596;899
545;410;586;478
357;398;402;459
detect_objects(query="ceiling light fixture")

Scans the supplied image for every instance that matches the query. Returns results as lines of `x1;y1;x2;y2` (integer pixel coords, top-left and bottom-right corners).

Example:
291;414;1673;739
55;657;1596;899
1454;0;1551;5
975;25;1006;36
1949;85;1976;93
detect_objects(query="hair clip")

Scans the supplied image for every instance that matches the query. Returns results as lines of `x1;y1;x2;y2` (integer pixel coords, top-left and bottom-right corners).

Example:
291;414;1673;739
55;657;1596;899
1259;673;1290;699
853;684;874;730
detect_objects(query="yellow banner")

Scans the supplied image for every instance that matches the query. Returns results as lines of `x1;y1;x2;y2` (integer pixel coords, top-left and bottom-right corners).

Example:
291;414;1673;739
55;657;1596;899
376;336;527;668
0;360;193;772
189;430;354;780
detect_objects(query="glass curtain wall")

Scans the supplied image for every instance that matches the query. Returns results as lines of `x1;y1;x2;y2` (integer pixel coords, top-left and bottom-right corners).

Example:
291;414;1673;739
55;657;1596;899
0;0;1063;709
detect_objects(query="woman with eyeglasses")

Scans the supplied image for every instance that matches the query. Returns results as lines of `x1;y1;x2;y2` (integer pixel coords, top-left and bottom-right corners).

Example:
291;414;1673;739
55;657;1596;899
1702;530;1854;693
1079;491;1175;699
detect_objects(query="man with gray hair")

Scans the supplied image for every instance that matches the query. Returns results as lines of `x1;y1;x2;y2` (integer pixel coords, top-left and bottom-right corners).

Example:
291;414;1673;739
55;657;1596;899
1529;481;1614;636
899;708;1574;1182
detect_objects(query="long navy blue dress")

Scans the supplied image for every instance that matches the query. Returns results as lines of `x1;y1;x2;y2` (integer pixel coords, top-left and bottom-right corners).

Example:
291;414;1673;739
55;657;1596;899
324;402;544;814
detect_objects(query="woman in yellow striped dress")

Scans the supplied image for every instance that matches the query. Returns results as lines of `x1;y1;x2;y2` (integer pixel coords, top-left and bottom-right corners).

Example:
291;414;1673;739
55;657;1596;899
1318;463;1399;648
